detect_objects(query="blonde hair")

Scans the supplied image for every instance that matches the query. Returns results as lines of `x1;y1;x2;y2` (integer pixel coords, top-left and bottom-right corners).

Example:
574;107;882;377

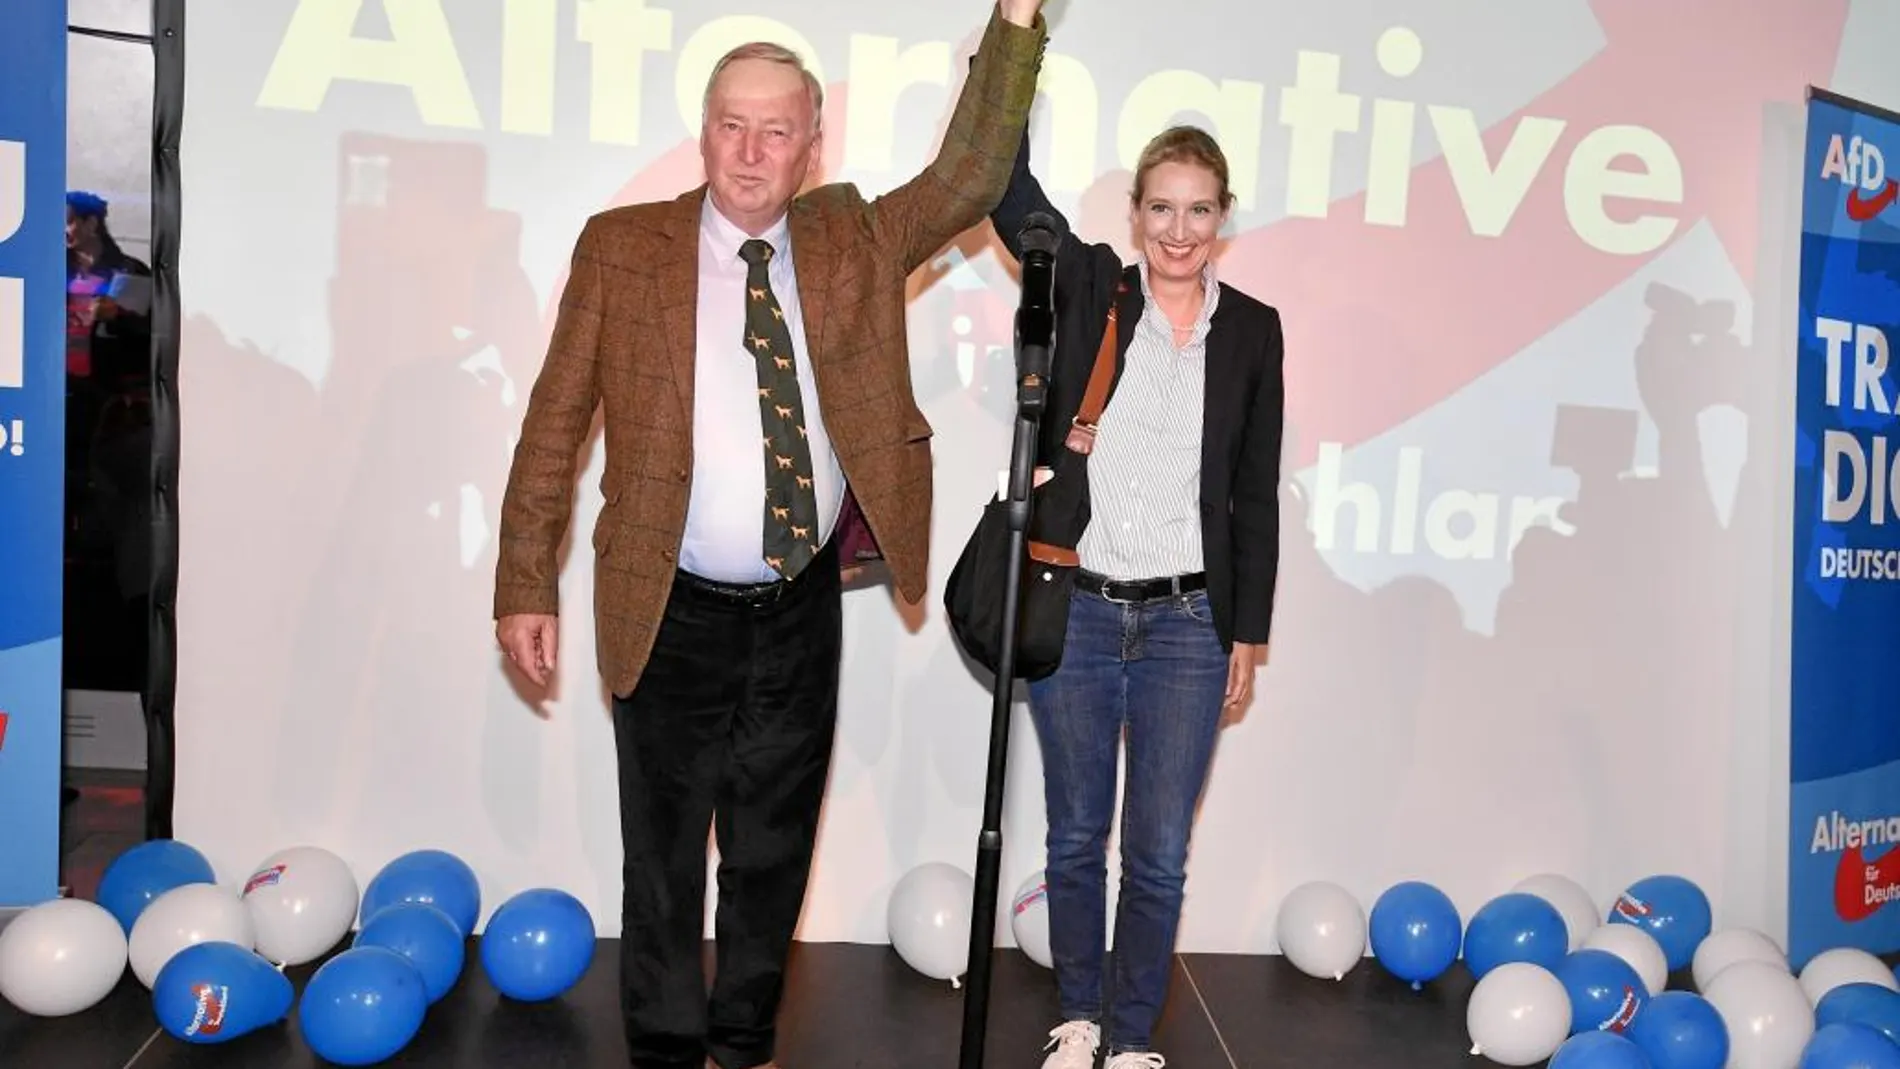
703;43;825;134
1131;125;1233;208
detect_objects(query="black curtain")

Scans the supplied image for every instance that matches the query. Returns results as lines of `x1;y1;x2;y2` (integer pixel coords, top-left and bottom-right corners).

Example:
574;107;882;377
145;0;184;840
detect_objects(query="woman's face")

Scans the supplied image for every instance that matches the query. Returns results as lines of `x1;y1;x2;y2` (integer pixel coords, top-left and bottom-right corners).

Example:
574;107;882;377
1130;161;1228;285
66;209;98;251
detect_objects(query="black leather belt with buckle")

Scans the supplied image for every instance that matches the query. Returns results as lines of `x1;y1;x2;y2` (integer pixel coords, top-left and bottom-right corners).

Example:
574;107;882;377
674;541;836;606
675;570;796;605
1075;570;1207;603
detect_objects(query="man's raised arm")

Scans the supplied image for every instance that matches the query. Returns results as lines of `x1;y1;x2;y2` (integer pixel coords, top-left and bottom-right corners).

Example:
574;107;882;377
870;1;1049;272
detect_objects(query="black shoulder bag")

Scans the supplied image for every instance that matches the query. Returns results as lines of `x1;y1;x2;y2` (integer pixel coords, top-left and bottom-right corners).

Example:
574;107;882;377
943;285;1124;680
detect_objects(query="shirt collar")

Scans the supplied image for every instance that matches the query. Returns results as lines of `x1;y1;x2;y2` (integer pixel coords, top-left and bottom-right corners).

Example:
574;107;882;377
701;196;792;265
1136;257;1221;335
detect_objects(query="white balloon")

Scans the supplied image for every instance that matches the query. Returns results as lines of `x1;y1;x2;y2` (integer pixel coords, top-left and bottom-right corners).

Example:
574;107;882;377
1703;959;1814;1069
240;845;360;966
1009;870;1052;970
1512;874;1599;952
1465;962;1571;1066
888;862;974;984
1582;922;1669;997
128;883;255;988
1275;881;1366;981
1798;946;1898;1006
1693;928;1788;992
0;899;128;1016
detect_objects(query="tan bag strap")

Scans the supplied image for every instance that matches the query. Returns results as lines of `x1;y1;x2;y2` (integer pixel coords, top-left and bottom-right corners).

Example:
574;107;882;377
1027;541;1080;566
1062;281;1128;455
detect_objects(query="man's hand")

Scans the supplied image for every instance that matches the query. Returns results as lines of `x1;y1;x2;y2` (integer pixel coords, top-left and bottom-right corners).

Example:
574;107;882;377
1224;641;1262;711
498;613;559;687
998;0;1044;27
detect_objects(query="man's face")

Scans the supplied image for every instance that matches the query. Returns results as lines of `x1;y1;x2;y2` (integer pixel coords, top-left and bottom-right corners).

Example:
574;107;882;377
700;59;821;235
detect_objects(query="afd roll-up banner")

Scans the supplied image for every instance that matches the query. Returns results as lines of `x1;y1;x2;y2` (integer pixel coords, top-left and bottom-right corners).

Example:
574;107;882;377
0;0;67;909
1789;87;1900;968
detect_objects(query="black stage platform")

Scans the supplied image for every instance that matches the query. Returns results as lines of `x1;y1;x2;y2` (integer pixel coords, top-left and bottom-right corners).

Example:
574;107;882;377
1;934;1573;1069
6;776;1628;1068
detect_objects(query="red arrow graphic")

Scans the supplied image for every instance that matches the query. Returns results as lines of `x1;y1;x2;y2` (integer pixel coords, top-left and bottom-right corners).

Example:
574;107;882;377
1847;179;1899;222
1835;843;1900;923
552;0;1848;466
1214;0;1849;464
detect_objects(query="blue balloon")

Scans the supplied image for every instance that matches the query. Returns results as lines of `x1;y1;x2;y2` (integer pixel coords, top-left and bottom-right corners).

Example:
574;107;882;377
1558;949;1650;1035
96;839;216;934
479;888;596;1002
1819;983;1900;1045
1607;875;1711;972
1801;1021;1900;1069
1551;1030;1656;1069
1463;892;1568;980
298;946;429;1067
1628;991;1730;1069
360;849;481;936
1368;881;1463;988
354;901;466;1005
152;941;294;1044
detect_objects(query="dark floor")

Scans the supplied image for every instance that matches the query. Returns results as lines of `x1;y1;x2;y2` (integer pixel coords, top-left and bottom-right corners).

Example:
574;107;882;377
4;776;1639;1069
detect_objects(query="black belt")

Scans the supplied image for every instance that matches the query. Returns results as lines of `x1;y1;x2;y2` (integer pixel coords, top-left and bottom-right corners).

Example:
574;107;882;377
674;541;836;606
1075;569;1206;603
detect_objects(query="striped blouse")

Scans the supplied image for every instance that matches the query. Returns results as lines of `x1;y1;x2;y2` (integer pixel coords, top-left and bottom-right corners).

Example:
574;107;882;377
1075;258;1219;581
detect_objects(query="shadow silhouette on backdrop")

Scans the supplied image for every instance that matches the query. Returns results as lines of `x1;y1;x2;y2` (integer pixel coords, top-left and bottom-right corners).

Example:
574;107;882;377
168;0;1828;953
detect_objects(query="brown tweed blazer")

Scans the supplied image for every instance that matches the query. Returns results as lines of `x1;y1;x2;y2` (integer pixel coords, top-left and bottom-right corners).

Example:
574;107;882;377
493;8;1048;698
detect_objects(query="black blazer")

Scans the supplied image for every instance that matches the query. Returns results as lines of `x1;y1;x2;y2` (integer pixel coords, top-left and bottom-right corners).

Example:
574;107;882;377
988;131;1285;651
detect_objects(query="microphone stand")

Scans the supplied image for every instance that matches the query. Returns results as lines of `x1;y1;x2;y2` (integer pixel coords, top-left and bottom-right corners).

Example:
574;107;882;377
957;225;1057;1069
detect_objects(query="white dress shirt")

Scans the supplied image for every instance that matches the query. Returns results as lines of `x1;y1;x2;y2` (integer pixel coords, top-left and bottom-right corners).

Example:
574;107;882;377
678;198;844;583
1075;258;1218;580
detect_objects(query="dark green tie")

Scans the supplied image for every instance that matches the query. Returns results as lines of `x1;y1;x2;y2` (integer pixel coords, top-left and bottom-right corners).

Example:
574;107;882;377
739;238;818;579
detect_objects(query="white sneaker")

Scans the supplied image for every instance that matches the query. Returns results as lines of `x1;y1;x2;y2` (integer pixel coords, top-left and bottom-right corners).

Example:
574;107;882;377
1104;1053;1166;1069
1040;1020;1101;1069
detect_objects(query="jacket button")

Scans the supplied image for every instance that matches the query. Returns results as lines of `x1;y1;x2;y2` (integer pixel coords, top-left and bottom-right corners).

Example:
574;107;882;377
677;469;688;483
661;548;675;561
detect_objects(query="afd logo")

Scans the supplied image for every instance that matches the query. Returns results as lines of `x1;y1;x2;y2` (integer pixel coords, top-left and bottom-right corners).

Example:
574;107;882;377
1;138;22;391
1821;133;1898;222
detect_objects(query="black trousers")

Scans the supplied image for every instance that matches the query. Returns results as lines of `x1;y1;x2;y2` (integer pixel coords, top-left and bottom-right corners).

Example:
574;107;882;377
612;540;842;1069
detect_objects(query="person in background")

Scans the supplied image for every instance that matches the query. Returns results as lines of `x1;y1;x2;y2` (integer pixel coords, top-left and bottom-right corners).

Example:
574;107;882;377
492;3;1050;1067
62;191;155;807
988;124;1286;1069
65;191;151;450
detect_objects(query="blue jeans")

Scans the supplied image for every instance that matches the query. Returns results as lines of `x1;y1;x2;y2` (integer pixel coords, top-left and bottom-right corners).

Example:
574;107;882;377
1026;584;1230;1054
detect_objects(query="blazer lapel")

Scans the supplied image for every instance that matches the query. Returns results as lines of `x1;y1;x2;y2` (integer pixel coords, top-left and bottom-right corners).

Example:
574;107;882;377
1202;286;1244;479
655;187;706;420
788;197;833;386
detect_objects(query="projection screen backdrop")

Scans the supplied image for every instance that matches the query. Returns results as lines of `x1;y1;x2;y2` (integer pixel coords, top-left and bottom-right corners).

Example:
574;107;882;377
174;0;1900;951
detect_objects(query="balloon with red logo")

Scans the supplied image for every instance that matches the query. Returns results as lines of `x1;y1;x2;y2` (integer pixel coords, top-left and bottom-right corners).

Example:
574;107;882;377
1554;948;1651;1036
152;941;294;1044
1608;875;1712;972
241;845;360;966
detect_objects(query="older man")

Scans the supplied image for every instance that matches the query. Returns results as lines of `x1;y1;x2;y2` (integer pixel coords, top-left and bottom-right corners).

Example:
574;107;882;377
492;3;1049;1066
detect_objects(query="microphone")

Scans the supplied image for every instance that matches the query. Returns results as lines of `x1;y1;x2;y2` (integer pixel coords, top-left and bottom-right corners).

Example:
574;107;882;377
1014;211;1060;395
